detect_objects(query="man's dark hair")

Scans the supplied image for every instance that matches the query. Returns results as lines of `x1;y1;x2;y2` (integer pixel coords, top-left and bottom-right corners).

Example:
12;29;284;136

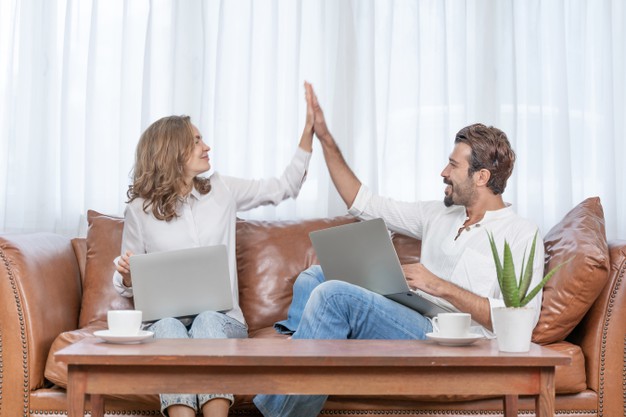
454;123;516;195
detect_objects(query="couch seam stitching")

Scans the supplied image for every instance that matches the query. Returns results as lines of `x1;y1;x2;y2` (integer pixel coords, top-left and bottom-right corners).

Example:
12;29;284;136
601;254;625;417
29;410;161;416
0;327;3;416
620;257;626;417
0;247;29;417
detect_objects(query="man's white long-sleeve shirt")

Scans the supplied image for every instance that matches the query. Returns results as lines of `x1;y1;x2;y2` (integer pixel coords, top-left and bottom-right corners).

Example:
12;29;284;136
113;148;311;326
348;185;545;337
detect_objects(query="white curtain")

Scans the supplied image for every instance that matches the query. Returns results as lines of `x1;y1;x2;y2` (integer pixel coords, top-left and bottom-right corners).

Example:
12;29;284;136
1;0;624;240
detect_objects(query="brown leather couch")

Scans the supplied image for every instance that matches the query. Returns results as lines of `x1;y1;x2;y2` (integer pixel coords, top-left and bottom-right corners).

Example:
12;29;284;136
1;197;624;417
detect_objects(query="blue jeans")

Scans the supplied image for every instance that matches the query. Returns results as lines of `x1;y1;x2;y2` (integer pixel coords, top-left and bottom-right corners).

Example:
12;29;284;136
254;266;433;417
274;266;326;334
147;311;248;416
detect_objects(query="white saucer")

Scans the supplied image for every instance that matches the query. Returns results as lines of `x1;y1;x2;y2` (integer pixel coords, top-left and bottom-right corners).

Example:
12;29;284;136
94;330;154;344
426;332;484;347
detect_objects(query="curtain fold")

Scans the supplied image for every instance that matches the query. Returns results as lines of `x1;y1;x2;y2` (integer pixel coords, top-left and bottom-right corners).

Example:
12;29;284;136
1;0;624;240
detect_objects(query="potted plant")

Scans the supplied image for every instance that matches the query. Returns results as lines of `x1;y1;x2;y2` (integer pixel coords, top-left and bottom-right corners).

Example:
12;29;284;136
487;231;570;352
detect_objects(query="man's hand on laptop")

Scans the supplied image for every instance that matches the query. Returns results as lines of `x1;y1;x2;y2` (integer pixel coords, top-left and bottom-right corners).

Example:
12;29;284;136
403;263;493;329
116;250;134;287
402;263;443;296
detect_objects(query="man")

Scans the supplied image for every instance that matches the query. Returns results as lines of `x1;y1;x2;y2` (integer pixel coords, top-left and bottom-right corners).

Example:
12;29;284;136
254;84;544;417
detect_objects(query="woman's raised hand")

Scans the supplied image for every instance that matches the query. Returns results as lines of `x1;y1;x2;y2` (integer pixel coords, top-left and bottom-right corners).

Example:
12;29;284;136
298;81;315;152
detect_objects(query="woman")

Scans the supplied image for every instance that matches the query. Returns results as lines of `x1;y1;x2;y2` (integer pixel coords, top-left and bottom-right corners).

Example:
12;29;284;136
112;83;314;417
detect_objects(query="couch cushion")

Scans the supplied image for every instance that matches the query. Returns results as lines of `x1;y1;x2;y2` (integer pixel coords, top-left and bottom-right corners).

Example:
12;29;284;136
78;210;132;328
546;341;587;393
45;325;106;387
236;216;357;334
532;197;610;344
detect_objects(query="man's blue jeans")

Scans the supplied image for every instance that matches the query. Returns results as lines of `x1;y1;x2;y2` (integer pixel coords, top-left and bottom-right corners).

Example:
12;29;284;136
254;266;433;417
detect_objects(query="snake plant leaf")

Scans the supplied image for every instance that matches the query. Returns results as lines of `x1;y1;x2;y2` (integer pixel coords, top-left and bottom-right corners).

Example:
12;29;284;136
518;232;538;300
488;229;574;308
520;256;573;306
487;232;504;290
501;240;520;307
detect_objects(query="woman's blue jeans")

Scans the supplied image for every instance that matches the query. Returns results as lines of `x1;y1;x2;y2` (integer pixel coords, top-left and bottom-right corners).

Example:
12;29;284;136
147;311;248;416
254;265;433;417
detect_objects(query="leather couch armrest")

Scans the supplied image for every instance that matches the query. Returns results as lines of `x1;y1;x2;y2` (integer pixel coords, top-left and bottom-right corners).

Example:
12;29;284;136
568;239;626;416
0;233;82;405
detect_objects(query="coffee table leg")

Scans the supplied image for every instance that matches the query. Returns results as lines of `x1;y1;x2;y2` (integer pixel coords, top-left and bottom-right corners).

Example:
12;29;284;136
536;367;556;417
91;394;105;417
67;366;87;417
503;394;518;417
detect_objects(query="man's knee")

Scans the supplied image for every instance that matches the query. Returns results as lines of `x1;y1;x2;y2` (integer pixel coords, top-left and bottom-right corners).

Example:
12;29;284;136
294;265;325;294
298;265;325;284
313;279;356;296
306;280;360;310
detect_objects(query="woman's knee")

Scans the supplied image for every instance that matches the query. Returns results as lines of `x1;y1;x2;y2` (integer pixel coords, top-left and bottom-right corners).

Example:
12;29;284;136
149;317;188;338
192;311;223;331
189;311;238;339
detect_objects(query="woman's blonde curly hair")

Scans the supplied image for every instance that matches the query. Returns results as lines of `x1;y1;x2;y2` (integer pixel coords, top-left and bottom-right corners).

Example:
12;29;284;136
127;115;211;221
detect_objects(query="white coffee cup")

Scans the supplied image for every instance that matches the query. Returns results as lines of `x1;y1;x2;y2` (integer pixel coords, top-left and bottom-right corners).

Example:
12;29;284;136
107;310;142;336
432;312;471;338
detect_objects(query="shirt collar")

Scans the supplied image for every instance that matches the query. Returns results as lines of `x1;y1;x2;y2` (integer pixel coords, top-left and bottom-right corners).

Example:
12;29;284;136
480;203;514;222
189;186;203;200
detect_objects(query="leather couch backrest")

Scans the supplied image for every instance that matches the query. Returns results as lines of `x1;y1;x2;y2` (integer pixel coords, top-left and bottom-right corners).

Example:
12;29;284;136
74;198;609;341
73;212;423;335
78;211;133;329
236;217;356;333
236;217;422;334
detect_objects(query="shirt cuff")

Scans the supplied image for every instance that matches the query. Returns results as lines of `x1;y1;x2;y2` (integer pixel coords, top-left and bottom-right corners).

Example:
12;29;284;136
112;256;133;298
295;146;312;165
488;296;506;311
348;185;372;217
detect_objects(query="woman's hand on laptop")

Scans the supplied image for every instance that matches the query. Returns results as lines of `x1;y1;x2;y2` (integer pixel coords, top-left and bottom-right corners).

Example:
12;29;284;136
116;250;134;287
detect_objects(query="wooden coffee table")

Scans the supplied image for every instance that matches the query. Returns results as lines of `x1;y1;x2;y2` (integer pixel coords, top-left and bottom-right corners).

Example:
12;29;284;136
56;338;569;417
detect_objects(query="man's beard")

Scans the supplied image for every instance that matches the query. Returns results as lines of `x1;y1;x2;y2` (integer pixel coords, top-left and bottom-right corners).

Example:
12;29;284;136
443;179;454;207
443;178;475;207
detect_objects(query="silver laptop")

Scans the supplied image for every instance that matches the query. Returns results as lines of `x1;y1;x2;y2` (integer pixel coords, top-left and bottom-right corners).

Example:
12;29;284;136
309;218;457;318
129;245;233;322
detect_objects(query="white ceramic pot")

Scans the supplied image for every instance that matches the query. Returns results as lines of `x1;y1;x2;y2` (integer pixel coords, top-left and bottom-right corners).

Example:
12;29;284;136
491;306;536;352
